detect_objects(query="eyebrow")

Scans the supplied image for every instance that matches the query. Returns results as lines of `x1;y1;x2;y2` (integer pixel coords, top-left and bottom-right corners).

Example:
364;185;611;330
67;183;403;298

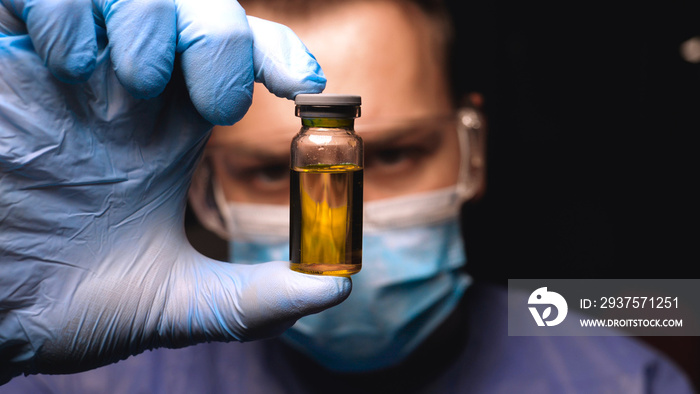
209;143;290;164
358;118;451;147
358;126;412;145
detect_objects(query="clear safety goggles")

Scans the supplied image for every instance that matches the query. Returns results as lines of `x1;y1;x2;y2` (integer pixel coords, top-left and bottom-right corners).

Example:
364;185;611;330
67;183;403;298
188;106;486;241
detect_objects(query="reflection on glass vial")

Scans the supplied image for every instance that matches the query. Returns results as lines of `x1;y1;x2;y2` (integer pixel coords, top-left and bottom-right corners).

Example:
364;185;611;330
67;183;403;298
290;164;363;276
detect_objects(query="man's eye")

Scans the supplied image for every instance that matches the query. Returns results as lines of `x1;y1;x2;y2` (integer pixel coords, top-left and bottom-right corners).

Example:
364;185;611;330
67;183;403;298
367;147;425;169
375;149;410;165
249;165;289;184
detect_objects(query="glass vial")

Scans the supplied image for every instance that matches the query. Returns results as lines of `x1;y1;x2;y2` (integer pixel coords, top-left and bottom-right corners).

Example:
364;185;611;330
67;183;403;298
290;94;363;276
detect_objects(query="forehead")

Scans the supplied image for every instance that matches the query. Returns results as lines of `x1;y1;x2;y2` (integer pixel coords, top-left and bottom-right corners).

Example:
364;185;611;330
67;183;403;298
209;1;451;148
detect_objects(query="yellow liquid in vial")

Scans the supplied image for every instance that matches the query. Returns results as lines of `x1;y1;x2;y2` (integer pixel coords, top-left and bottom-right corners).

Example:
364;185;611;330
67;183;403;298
290;164;363;276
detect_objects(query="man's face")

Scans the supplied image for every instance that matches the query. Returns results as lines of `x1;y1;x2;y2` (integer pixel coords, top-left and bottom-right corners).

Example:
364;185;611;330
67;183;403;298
207;1;460;205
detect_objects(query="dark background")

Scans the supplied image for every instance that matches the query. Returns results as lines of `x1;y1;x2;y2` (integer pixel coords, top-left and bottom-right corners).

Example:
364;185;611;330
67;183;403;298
448;2;700;389
187;2;700;390
451;3;698;283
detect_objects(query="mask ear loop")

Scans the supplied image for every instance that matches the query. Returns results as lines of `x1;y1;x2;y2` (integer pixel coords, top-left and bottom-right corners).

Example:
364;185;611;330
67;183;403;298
455;104;486;202
188;156;233;240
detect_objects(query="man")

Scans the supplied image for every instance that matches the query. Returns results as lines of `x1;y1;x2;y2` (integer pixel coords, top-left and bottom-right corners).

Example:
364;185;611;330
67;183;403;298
2;0;694;392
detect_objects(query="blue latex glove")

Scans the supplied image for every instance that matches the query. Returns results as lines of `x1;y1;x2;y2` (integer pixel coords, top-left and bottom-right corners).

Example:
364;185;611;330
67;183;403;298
0;0;351;384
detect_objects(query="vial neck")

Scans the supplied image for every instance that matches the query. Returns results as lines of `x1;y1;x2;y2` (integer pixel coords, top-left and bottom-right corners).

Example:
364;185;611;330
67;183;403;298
301;118;354;129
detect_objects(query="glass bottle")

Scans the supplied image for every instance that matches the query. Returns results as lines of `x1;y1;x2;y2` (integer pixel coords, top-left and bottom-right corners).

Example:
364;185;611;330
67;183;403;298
290;94;363;276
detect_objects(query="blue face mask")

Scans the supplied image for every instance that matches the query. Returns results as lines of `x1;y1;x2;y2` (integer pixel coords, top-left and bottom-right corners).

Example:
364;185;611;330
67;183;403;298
282;218;468;372
226;186;471;372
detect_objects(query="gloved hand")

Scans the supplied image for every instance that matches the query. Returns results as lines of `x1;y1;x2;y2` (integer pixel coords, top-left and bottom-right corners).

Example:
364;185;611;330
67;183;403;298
0;0;350;384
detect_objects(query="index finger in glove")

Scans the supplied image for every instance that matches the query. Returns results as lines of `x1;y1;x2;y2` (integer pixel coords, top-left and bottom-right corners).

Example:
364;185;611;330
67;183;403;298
175;0;326;126
1;0;97;83
248;16;326;100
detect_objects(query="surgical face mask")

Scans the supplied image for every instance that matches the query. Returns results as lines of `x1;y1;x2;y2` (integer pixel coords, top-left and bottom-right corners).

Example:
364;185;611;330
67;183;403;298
189;108;484;371
288;217;468;372
218;185;471;372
